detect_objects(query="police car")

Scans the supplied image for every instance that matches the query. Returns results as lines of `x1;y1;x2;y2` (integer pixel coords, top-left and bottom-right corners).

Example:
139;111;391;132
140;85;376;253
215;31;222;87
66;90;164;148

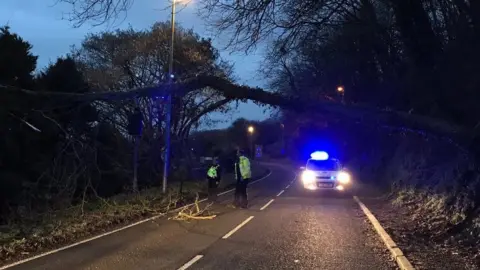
300;151;351;191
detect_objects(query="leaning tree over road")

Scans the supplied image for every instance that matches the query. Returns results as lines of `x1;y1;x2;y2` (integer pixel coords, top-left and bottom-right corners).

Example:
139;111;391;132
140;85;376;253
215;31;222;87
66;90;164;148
4;0;480;220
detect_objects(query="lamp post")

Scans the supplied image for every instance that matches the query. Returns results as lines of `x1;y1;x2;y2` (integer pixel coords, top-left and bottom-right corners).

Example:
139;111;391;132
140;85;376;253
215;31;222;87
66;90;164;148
337;85;345;104
280;123;285;155
162;0;179;193
247;126;254;159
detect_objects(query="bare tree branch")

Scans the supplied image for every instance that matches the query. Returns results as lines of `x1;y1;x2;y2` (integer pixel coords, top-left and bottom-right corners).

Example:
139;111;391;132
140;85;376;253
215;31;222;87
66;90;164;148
57;0;134;27
199;0;351;52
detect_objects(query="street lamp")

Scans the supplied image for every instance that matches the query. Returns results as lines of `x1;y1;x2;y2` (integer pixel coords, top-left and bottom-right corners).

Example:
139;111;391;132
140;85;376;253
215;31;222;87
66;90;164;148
280;123;285;154
247;126;254;158
162;0;185;193
337;85;345;104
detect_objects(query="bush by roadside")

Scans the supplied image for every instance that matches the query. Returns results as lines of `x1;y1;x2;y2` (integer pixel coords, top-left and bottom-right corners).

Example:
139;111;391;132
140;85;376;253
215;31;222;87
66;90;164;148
361;195;479;270
348;129;480;269
0;181;204;266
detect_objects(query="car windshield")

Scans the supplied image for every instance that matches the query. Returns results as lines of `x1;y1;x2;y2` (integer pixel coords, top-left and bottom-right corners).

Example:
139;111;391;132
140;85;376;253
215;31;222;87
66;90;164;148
306;159;339;171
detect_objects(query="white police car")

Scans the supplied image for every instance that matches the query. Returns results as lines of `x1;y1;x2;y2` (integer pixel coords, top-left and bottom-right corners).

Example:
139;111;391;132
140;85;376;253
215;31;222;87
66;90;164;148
300;151;351;191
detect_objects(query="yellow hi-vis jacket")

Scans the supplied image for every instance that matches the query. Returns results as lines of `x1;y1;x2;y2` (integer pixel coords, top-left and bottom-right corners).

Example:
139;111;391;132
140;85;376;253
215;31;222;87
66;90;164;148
207;165;218;178
235;155;251;180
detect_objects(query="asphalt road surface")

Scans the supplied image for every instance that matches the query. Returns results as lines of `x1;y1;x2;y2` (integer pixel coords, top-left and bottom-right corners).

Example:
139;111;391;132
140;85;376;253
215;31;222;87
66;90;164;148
7;162;397;270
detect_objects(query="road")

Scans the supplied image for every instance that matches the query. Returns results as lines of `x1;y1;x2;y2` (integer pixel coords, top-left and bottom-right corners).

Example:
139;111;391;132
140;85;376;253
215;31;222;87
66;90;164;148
7;162;396;270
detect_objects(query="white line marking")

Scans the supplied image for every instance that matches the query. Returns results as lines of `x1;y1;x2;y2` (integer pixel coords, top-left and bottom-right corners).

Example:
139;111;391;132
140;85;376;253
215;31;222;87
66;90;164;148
0;209;182;270
285;184;290;189
217;189;233;196
177;255;204;270
217;170;272;196
0;170;273;269
354;196;415;270
276;190;285;197
222;216;254;239
260;199;275;211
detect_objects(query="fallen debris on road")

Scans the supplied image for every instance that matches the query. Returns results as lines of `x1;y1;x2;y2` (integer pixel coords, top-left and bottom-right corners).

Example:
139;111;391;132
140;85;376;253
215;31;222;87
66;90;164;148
170;195;217;222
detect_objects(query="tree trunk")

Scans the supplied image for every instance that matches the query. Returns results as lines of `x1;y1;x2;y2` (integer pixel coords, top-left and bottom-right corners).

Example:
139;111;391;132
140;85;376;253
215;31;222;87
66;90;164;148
390;0;441;68
132;135;140;191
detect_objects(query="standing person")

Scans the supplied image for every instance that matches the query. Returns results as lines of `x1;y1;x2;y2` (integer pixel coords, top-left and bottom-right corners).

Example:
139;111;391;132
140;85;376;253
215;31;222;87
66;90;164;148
234;149;251;208
207;160;220;202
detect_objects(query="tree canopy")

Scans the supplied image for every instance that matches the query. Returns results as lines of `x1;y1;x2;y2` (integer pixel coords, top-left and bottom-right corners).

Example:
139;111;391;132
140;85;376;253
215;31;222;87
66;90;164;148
33;0;476;147
0;23;234;222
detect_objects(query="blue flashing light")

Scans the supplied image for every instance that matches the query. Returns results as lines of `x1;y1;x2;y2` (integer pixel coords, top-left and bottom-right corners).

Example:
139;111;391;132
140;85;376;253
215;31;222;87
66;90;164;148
310;151;329;160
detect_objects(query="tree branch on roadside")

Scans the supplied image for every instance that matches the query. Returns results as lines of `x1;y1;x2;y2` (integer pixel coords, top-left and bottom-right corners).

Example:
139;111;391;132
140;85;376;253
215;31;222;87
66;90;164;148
169;194;217;221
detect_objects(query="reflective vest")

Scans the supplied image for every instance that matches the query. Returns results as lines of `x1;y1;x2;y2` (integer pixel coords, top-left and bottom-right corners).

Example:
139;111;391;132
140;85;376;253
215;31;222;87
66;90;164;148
207;165;218;178
235;156;251;180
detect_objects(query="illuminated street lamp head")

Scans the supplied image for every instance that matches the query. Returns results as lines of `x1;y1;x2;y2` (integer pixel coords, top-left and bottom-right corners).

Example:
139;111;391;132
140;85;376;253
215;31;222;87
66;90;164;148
337;86;344;92
248;126;254;133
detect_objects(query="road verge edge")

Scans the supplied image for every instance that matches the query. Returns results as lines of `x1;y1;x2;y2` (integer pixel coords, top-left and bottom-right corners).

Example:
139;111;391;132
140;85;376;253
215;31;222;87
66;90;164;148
0;168;272;269
354;196;415;270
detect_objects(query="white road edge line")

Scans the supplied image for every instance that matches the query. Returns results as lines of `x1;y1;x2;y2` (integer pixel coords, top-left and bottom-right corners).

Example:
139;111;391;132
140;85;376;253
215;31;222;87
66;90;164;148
0;171;273;270
217;170;273;196
276;190;285;197
353;196;415;270
260;199;275;211
177;255;204;270
222;216;254;239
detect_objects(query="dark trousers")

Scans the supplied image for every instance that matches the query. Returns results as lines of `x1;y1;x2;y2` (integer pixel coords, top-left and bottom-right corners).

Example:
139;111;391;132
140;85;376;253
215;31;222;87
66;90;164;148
208;177;219;202
234;178;250;207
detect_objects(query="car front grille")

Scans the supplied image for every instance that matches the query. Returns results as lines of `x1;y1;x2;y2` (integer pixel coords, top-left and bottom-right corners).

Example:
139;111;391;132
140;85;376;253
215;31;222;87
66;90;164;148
316;176;332;179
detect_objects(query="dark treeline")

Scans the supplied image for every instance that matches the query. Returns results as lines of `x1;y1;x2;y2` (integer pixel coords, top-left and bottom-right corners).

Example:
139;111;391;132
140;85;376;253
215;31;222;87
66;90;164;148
237;0;480;247
190;118;284;155
0;23;234;223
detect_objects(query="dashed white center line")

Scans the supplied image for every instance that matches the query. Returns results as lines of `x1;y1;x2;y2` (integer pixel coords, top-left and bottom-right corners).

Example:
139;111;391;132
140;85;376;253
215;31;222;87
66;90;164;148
222;216;254;239
285;184;290;189
177;255;204;270
277;190;285;197
260;199;275;211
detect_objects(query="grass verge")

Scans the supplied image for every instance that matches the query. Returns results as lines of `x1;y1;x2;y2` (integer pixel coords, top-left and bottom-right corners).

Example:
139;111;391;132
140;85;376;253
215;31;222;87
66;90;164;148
0;166;271;266
0;181;206;266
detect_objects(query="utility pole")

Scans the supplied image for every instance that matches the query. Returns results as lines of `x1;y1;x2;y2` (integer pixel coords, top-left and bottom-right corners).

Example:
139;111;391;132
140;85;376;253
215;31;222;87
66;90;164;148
280;123;285;155
162;0;176;193
337;85;345;104
247;125;254;159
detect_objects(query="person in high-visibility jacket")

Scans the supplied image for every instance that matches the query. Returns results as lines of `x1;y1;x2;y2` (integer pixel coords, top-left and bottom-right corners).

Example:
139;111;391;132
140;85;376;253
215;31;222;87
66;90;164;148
234;150;251;208
207;160;220;202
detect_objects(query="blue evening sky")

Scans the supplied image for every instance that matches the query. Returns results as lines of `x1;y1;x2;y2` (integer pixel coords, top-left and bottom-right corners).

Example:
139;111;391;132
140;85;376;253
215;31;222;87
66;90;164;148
0;0;271;129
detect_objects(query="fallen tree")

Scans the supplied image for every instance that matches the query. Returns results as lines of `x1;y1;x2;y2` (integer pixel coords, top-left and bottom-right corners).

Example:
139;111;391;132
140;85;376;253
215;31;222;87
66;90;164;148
2;74;471;149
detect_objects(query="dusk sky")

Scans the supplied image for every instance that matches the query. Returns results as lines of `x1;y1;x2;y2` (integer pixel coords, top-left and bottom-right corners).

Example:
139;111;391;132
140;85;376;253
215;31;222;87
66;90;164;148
0;0;271;129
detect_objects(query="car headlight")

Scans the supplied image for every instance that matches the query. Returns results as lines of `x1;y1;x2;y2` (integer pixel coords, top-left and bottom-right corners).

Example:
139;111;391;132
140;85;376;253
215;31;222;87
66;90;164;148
338;171;351;184
301;170;316;185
